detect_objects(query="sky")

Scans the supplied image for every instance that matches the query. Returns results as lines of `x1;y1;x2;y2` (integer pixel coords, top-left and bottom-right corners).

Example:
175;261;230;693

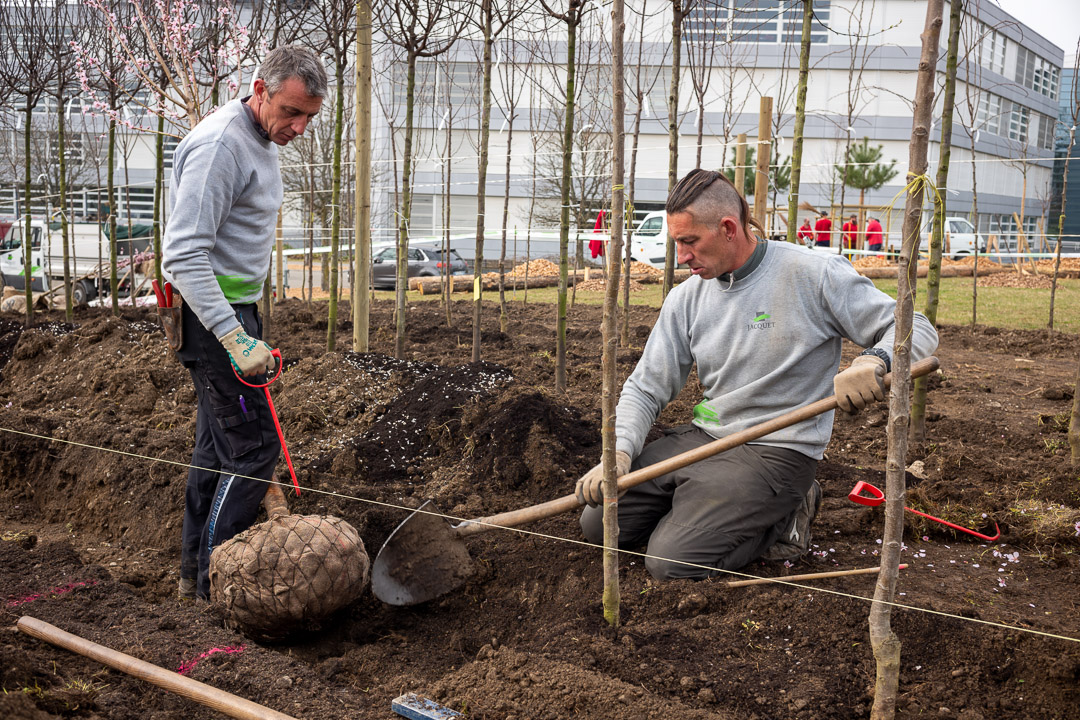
993;0;1080;66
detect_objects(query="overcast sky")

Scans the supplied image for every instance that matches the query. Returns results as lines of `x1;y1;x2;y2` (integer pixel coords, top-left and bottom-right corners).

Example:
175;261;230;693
993;0;1080;66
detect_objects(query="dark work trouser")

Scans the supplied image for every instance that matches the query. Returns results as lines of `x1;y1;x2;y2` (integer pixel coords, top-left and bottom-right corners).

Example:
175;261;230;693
177;301;280;599
579;425;817;580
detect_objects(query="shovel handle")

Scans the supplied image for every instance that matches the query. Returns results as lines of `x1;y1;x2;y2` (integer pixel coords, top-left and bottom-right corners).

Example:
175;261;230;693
457;356;940;538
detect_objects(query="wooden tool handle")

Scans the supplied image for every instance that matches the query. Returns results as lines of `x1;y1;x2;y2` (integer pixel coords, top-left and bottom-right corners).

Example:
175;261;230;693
17;616;298;720
457;356;939;537
725;563;908;588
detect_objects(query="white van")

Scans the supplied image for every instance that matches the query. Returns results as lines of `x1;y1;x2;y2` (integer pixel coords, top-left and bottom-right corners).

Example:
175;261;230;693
885;216;986;259
629;211;669;269
0;219;149;304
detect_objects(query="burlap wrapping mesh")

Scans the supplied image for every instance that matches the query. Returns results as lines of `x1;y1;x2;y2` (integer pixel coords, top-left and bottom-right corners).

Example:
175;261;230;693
209;514;369;640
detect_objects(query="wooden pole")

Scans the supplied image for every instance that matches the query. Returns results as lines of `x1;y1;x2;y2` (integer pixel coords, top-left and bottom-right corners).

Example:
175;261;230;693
354;0;372;352
753;97;773;230
17;617;298;720
726;564;908;588
734;133;747;195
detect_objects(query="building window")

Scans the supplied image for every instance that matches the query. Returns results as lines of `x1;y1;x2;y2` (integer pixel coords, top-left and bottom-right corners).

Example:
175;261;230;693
684;0;830;45
163;135;179;170
976;22;1006;76
977;91;1003;136
46;132;85;164
1007;101;1029;143
1036;112;1055;150
1016;47;1060;100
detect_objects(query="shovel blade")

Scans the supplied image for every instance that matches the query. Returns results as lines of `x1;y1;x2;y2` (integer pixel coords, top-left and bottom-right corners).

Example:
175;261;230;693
371;500;476;606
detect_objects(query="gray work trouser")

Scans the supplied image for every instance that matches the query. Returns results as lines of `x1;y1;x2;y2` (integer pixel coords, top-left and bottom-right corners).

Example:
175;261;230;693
579;425;817;580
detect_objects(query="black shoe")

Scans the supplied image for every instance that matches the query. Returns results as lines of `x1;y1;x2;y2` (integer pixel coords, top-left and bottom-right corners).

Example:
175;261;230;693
763;479;822;561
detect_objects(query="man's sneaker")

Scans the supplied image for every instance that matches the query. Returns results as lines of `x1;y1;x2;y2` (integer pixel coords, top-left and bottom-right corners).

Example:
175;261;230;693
178;577;197;599
763;479;822;561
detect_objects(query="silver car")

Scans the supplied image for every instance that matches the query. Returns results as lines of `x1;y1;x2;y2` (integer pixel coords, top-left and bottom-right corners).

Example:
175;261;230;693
371;242;468;289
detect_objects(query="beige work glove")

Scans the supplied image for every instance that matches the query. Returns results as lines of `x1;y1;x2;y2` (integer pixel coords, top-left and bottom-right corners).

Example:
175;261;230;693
834;354;887;414
218;326;275;377
575;450;632;508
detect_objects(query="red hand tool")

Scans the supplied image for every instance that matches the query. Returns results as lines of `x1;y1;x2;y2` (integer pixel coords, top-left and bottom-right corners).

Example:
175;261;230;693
151;279;167;307
234;349;300;497
848;481;1000;541
164;281;173;307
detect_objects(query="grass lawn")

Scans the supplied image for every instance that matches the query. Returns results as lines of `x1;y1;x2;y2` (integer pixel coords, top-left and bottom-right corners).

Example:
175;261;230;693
365;276;1080;333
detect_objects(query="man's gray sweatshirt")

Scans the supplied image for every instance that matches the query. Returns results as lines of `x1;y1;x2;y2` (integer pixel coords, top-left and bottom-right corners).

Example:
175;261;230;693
162;99;282;339
615;240;939;461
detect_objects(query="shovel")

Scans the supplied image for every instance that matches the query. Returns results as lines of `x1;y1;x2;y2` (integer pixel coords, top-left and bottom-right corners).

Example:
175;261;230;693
371;356;940;605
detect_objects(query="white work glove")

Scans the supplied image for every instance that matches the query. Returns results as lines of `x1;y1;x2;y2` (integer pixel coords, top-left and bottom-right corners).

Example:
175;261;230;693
218;326;275;377
575;450;632;508
834;354;887;414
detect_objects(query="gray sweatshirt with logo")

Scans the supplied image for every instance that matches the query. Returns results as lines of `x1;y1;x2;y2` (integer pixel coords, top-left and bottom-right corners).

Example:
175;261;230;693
615;240;939;461
162;99;282;339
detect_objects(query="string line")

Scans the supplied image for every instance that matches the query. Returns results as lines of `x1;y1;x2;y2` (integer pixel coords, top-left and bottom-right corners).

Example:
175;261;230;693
1;424;1075;645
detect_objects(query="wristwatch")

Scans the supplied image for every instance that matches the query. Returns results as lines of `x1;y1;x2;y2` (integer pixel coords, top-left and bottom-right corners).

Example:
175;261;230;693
859;347;891;373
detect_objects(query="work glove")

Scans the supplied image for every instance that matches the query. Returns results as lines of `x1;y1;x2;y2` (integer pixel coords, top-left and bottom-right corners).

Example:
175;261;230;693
834;354;887;414
575;450;632;508
218;326;275;377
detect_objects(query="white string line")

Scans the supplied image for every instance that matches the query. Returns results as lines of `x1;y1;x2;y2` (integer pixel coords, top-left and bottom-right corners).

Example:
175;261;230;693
0;424;1076;645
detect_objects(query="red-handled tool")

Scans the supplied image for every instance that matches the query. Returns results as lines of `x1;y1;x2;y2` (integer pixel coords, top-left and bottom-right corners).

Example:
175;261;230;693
849;480;1000;541
234;349;300;497
152;279;167;307
164;281;173;307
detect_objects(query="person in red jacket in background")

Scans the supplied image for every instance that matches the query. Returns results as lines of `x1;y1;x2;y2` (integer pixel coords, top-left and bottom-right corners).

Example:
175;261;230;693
841;214;858;259
796;218;814;244
813;211;832;247
866;217;884;257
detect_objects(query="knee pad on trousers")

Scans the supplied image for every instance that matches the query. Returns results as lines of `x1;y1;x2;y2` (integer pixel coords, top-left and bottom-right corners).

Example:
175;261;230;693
579;506;603;544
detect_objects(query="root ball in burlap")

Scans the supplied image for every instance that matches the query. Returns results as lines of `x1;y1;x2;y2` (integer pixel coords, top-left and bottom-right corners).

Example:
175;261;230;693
209;513;369;640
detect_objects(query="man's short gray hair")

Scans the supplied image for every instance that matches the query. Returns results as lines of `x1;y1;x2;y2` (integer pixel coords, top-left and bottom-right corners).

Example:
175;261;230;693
259;45;328;99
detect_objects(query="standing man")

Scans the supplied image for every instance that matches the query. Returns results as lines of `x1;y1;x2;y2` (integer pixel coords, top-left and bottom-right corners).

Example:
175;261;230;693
841;214;859;259
575;170;937;579
796;218;814;245
813;211;832;247
866;217;884;257
163;46;327;600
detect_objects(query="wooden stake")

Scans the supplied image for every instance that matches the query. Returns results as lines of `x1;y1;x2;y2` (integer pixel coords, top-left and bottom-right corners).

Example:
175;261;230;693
726;564;908;588
753;97;773;230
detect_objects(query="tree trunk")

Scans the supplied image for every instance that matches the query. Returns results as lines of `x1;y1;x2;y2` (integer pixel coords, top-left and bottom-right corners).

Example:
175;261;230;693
23;102;34;328
1049;125;1075;330
556;8;579;393
869;4;942;719
153;112;165;289
603;0;626;629
396;51;419;360
355;0;373;352
474;0;494;364
911;0;960;445
500;109;515;334
663;0;683;299
623;114;642;346
1070;352;1080;465
327;61;345;352
107;117;119;315
57;95;72;321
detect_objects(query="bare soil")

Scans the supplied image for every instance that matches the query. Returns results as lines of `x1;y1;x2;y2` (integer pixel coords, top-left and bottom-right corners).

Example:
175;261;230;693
1;298;1078;720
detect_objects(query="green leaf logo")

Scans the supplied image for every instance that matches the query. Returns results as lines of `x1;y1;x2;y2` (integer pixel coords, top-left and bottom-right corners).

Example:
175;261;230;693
753;312;771;322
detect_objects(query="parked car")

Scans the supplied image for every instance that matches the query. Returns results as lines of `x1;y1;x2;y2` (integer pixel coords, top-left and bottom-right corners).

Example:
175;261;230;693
371;241;468;289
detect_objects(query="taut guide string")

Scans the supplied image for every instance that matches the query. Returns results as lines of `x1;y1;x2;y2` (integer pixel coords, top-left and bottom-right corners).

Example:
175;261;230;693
1;425;1076;645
